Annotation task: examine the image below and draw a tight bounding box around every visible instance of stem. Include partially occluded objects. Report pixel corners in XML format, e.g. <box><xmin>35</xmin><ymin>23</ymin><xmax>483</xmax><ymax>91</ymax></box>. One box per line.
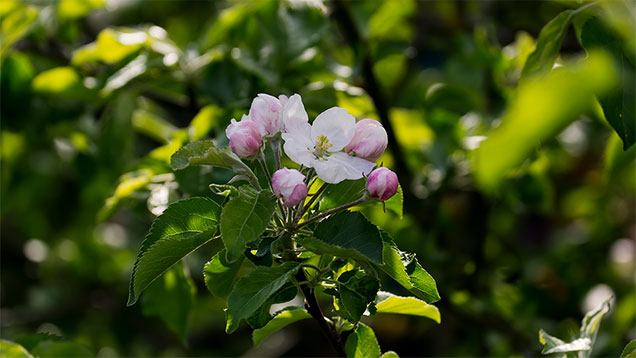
<box><xmin>294</xmin><ymin>182</ymin><xmax>328</xmax><ymax>224</ymax></box>
<box><xmin>295</xmin><ymin>270</ymin><xmax>346</xmax><ymax>357</ymax></box>
<box><xmin>296</xmin><ymin>197</ymin><xmax>368</xmax><ymax>229</ymax></box>
<box><xmin>257</xmin><ymin>151</ymin><xmax>273</xmax><ymax>186</ymax></box>
<box><xmin>271</xmin><ymin>138</ymin><xmax>282</xmax><ymax>171</ymax></box>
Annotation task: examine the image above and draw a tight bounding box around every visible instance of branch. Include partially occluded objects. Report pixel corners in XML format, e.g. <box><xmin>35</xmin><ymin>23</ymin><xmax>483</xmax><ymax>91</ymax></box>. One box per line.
<box><xmin>295</xmin><ymin>270</ymin><xmax>346</xmax><ymax>357</ymax></box>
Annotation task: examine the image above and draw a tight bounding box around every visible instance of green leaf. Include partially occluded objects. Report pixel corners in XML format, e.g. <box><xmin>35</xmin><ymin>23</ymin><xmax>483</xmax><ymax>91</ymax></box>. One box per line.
<box><xmin>170</xmin><ymin>140</ymin><xmax>260</xmax><ymax>189</ymax></box>
<box><xmin>141</xmin><ymin>262</ymin><xmax>195</xmax><ymax>342</ymax></box>
<box><xmin>189</xmin><ymin>105</ymin><xmax>222</xmax><ymax>141</ymax></box>
<box><xmin>311</xmin><ymin>211</ymin><xmax>383</xmax><ymax>264</ymax></box>
<box><xmin>252</xmin><ymin>308</ymin><xmax>311</xmax><ymax>347</ymax></box>
<box><xmin>29</xmin><ymin>340</ymin><xmax>94</xmax><ymax>358</ymax></box>
<box><xmin>345</xmin><ymin>323</ymin><xmax>381</xmax><ymax>358</ymax></box>
<box><xmin>581</xmin><ymin>16</ymin><xmax>635</xmax><ymax>150</ymax></box>
<box><xmin>246</xmin><ymin>283</ymin><xmax>298</xmax><ymax>329</ymax></box>
<box><xmin>128</xmin><ymin>197</ymin><xmax>221</xmax><ymax>305</ymax></box>
<box><xmin>101</xmin><ymin>54</ymin><xmax>148</xmax><ymax>96</ymax></box>
<box><xmin>0</xmin><ymin>340</ymin><xmax>33</xmax><ymax>358</ymax></box>
<box><xmin>220</xmin><ymin>186</ymin><xmax>276</xmax><ymax>262</ymax></box>
<box><xmin>58</xmin><ymin>0</ymin><xmax>104</xmax><ymax>20</ymax></box>
<box><xmin>203</xmin><ymin>249</ymin><xmax>244</xmax><ymax>298</ymax></box>
<box><xmin>225</xmin><ymin>262</ymin><xmax>300</xmax><ymax>333</ymax></box>
<box><xmin>31</xmin><ymin>67</ymin><xmax>84</xmax><ymax>96</ymax></box>
<box><xmin>474</xmin><ymin>52</ymin><xmax>617</xmax><ymax>190</ymax></box>
<box><xmin>0</xmin><ymin>4</ymin><xmax>37</xmax><ymax>59</ymax></box>
<box><xmin>337</xmin><ymin>272</ymin><xmax>379</xmax><ymax>323</ymax></box>
<box><xmin>521</xmin><ymin>9</ymin><xmax>577</xmax><ymax>79</ymax></box>
<box><xmin>539</xmin><ymin>329</ymin><xmax>590</xmax><ymax>355</ymax></box>
<box><xmin>579</xmin><ymin>296</ymin><xmax>611</xmax><ymax>351</ymax></box>
<box><xmin>381</xmin><ymin>351</ymin><xmax>400</xmax><ymax>358</ymax></box>
<box><xmin>320</xmin><ymin>179</ymin><xmax>365</xmax><ymax>212</ymax></box>
<box><xmin>319</xmin><ymin>179</ymin><xmax>403</xmax><ymax>218</ymax></box>
<box><xmin>376</xmin><ymin>232</ymin><xmax>440</xmax><ymax>303</ymax></box>
<box><xmin>620</xmin><ymin>340</ymin><xmax>636</xmax><ymax>358</ymax></box>
<box><xmin>374</xmin><ymin>291</ymin><xmax>440</xmax><ymax>323</ymax></box>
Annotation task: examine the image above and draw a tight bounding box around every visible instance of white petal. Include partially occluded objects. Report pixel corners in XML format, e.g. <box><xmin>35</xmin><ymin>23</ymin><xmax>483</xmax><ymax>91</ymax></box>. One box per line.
<box><xmin>314</xmin><ymin>152</ymin><xmax>376</xmax><ymax>184</ymax></box>
<box><xmin>282</xmin><ymin>133</ymin><xmax>315</xmax><ymax>167</ymax></box>
<box><xmin>311</xmin><ymin>107</ymin><xmax>355</xmax><ymax>151</ymax></box>
<box><xmin>283</xmin><ymin>94</ymin><xmax>310</xmax><ymax>137</ymax></box>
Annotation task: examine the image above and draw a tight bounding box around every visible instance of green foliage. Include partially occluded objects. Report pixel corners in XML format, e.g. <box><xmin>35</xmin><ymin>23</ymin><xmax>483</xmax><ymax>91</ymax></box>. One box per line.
<box><xmin>128</xmin><ymin>197</ymin><xmax>221</xmax><ymax>305</ymax></box>
<box><xmin>219</xmin><ymin>186</ymin><xmax>276</xmax><ymax>262</ymax></box>
<box><xmin>312</xmin><ymin>211</ymin><xmax>384</xmax><ymax>264</ymax></box>
<box><xmin>345</xmin><ymin>323</ymin><xmax>381</xmax><ymax>358</ymax></box>
<box><xmin>580</xmin><ymin>17</ymin><xmax>635</xmax><ymax>150</ymax></box>
<box><xmin>252</xmin><ymin>308</ymin><xmax>311</xmax><ymax>347</ymax></box>
<box><xmin>474</xmin><ymin>52</ymin><xmax>616</xmax><ymax>190</ymax></box>
<box><xmin>375</xmin><ymin>291</ymin><xmax>441</xmax><ymax>323</ymax></box>
<box><xmin>203</xmin><ymin>249</ymin><xmax>243</xmax><ymax>298</ymax></box>
<box><xmin>170</xmin><ymin>140</ymin><xmax>260</xmax><ymax>188</ymax></box>
<box><xmin>539</xmin><ymin>296</ymin><xmax>611</xmax><ymax>358</ymax></box>
<box><xmin>141</xmin><ymin>263</ymin><xmax>195</xmax><ymax>342</ymax></box>
<box><xmin>225</xmin><ymin>262</ymin><xmax>300</xmax><ymax>333</ymax></box>
<box><xmin>0</xmin><ymin>340</ymin><xmax>33</xmax><ymax>358</ymax></box>
<box><xmin>621</xmin><ymin>340</ymin><xmax>636</xmax><ymax>358</ymax></box>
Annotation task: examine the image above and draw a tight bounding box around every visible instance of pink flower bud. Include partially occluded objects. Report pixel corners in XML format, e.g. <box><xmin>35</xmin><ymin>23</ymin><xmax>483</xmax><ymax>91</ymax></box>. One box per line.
<box><xmin>366</xmin><ymin>167</ymin><xmax>398</xmax><ymax>201</ymax></box>
<box><xmin>272</xmin><ymin>168</ymin><xmax>307</xmax><ymax>207</ymax></box>
<box><xmin>345</xmin><ymin>118</ymin><xmax>388</xmax><ymax>162</ymax></box>
<box><xmin>225</xmin><ymin>115</ymin><xmax>263</xmax><ymax>158</ymax></box>
<box><xmin>250</xmin><ymin>93</ymin><xmax>284</xmax><ymax>136</ymax></box>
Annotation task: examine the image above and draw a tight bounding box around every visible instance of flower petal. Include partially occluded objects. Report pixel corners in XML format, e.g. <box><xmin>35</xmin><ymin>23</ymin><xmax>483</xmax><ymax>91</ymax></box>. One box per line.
<box><xmin>313</xmin><ymin>152</ymin><xmax>376</xmax><ymax>184</ymax></box>
<box><xmin>311</xmin><ymin>107</ymin><xmax>355</xmax><ymax>151</ymax></box>
<box><xmin>282</xmin><ymin>133</ymin><xmax>315</xmax><ymax>167</ymax></box>
<box><xmin>282</xmin><ymin>94</ymin><xmax>310</xmax><ymax>137</ymax></box>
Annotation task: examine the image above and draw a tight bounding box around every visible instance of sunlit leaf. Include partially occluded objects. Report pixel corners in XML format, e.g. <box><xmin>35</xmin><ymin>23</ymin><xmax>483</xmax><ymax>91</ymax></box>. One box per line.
<box><xmin>189</xmin><ymin>105</ymin><xmax>222</xmax><ymax>141</ymax></box>
<box><xmin>374</xmin><ymin>291</ymin><xmax>440</xmax><ymax>323</ymax></box>
<box><xmin>252</xmin><ymin>308</ymin><xmax>311</xmax><ymax>347</ymax></box>
<box><xmin>57</xmin><ymin>0</ymin><xmax>104</xmax><ymax>20</ymax></box>
<box><xmin>0</xmin><ymin>340</ymin><xmax>33</xmax><ymax>358</ymax></box>
<box><xmin>620</xmin><ymin>340</ymin><xmax>636</xmax><ymax>358</ymax></box>
<box><xmin>0</xmin><ymin>3</ymin><xmax>37</xmax><ymax>59</ymax></box>
<box><xmin>345</xmin><ymin>323</ymin><xmax>381</xmax><ymax>358</ymax></box>
<box><xmin>31</xmin><ymin>67</ymin><xmax>83</xmax><ymax>95</ymax></box>
<box><xmin>128</xmin><ymin>197</ymin><xmax>221</xmax><ymax>305</ymax></box>
<box><xmin>474</xmin><ymin>52</ymin><xmax>617</xmax><ymax>190</ymax></box>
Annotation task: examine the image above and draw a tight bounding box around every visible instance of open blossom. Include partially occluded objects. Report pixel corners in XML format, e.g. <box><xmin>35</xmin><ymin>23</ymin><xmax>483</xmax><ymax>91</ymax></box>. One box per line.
<box><xmin>250</xmin><ymin>94</ymin><xmax>285</xmax><ymax>136</ymax></box>
<box><xmin>272</xmin><ymin>168</ymin><xmax>307</xmax><ymax>207</ymax></box>
<box><xmin>345</xmin><ymin>118</ymin><xmax>388</xmax><ymax>161</ymax></box>
<box><xmin>366</xmin><ymin>167</ymin><xmax>398</xmax><ymax>201</ymax></box>
<box><xmin>225</xmin><ymin>115</ymin><xmax>262</xmax><ymax>158</ymax></box>
<box><xmin>281</xmin><ymin>94</ymin><xmax>376</xmax><ymax>184</ymax></box>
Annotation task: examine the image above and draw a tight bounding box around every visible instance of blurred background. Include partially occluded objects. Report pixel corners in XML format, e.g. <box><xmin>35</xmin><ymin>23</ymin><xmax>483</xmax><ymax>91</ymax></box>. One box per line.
<box><xmin>1</xmin><ymin>0</ymin><xmax>634</xmax><ymax>356</ymax></box>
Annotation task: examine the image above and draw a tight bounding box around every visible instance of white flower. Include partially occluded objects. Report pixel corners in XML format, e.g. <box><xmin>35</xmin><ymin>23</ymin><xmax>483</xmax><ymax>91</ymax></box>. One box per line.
<box><xmin>281</xmin><ymin>94</ymin><xmax>376</xmax><ymax>184</ymax></box>
<box><xmin>249</xmin><ymin>94</ymin><xmax>285</xmax><ymax>136</ymax></box>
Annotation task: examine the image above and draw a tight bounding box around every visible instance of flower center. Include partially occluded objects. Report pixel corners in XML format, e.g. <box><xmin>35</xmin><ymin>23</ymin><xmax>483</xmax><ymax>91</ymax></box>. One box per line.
<box><xmin>313</xmin><ymin>134</ymin><xmax>333</xmax><ymax>159</ymax></box>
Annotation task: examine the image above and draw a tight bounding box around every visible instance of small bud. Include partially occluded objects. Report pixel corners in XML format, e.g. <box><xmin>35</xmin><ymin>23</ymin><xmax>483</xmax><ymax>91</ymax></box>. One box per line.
<box><xmin>225</xmin><ymin>115</ymin><xmax>263</xmax><ymax>158</ymax></box>
<box><xmin>272</xmin><ymin>168</ymin><xmax>307</xmax><ymax>207</ymax></box>
<box><xmin>345</xmin><ymin>118</ymin><xmax>388</xmax><ymax>162</ymax></box>
<box><xmin>250</xmin><ymin>94</ymin><xmax>284</xmax><ymax>136</ymax></box>
<box><xmin>366</xmin><ymin>167</ymin><xmax>398</xmax><ymax>201</ymax></box>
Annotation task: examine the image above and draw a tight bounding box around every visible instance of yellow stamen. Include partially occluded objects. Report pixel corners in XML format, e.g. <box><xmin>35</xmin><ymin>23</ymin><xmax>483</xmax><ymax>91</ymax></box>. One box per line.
<box><xmin>314</xmin><ymin>134</ymin><xmax>333</xmax><ymax>158</ymax></box>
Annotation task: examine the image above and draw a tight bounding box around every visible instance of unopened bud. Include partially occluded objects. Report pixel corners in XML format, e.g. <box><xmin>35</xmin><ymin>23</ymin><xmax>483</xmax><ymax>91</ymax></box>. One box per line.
<box><xmin>250</xmin><ymin>94</ymin><xmax>284</xmax><ymax>136</ymax></box>
<box><xmin>272</xmin><ymin>168</ymin><xmax>307</xmax><ymax>207</ymax></box>
<box><xmin>366</xmin><ymin>167</ymin><xmax>398</xmax><ymax>201</ymax></box>
<box><xmin>345</xmin><ymin>119</ymin><xmax>388</xmax><ymax>161</ymax></box>
<box><xmin>225</xmin><ymin>115</ymin><xmax>263</xmax><ymax>158</ymax></box>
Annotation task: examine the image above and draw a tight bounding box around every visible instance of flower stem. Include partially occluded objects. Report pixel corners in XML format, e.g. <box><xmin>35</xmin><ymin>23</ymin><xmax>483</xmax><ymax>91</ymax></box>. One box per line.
<box><xmin>294</xmin><ymin>182</ymin><xmax>328</xmax><ymax>224</ymax></box>
<box><xmin>296</xmin><ymin>196</ymin><xmax>368</xmax><ymax>229</ymax></box>
<box><xmin>271</xmin><ymin>138</ymin><xmax>282</xmax><ymax>171</ymax></box>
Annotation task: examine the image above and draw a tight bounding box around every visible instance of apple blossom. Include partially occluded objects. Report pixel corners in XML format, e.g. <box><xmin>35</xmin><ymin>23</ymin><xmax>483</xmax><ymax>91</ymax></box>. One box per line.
<box><xmin>366</xmin><ymin>167</ymin><xmax>398</xmax><ymax>201</ymax></box>
<box><xmin>272</xmin><ymin>168</ymin><xmax>308</xmax><ymax>207</ymax></box>
<box><xmin>345</xmin><ymin>118</ymin><xmax>388</xmax><ymax>161</ymax></box>
<box><xmin>225</xmin><ymin>115</ymin><xmax>263</xmax><ymax>158</ymax></box>
<box><xmin>250</xmin><ymin>93</ymin><xmax>284</xmax><ymax>136</ymax></box>
<box><xmin>281</xmin><ymin>94</ymin><xmax>376</xmax><ymax>184</ymax></box>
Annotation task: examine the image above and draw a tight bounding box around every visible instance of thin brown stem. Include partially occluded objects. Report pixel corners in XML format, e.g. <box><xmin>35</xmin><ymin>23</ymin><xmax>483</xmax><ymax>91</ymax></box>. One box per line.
<box><xmin>294</xmin><ymin>182</ymin><xmax>328</xmax><ymax>224</ymax></box>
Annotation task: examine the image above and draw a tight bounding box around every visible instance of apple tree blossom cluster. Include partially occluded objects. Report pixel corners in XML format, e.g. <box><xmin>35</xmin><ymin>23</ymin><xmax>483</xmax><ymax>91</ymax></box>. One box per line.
<box><xmin>225</xmin><ymin>93</ymin><xmax>398</xmax><ymax>206</ymax></box>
